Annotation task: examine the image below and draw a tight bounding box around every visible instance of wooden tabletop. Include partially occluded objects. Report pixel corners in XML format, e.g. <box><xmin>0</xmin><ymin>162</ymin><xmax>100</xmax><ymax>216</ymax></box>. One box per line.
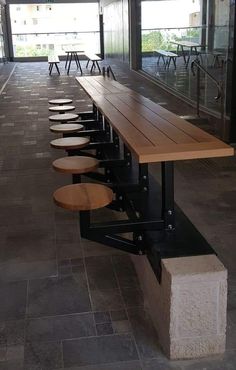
<box><xmin>171</xmin><ymin>40</ymin><xmax>202</xmax><ymax>48</ymax></box>
<box><xmin>76</xmin><ymin>76</ymin><xmax>137</xmax><ymax>96</ymax></box>
<box><xmin>76</xmin><ymin>76</ymin><xmax>234</xmax><ymax>164</ymax></box>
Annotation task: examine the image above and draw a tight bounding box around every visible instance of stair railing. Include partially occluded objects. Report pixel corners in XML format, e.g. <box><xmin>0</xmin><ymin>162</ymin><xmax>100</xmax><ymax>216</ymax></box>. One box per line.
<box><xmin>191</xmin><ymin>58</ymin><xmax>227</xmax><ymax>140</ymax></box>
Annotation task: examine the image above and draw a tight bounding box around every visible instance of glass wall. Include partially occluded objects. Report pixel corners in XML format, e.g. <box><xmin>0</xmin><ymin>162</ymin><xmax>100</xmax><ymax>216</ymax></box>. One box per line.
<box><xmin>141</xmin><ymin>0</ymin><xmax>230</xmax><ymax>118</ymax></box>
<box><xmin>9</xmin><ymin>3</ymin><xmax>100</xmax><ymax>58</ymax></box>
<box><xmin>0</xmin><ymin>4</ymin><xmax>5</xmax><ymax>63</ymax></box>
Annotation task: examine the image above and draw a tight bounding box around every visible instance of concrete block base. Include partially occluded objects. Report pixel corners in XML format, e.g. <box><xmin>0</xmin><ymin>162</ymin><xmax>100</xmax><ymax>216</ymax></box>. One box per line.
<box><xmin>131</xmin><ymin>254</ymin><xmax>227</xmax><ymax>360</ymax></box>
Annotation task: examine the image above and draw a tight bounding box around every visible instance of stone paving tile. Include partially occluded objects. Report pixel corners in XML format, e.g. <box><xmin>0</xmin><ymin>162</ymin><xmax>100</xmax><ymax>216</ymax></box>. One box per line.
<box><xmin>62</xmin><ymin>360</ymin><xmax>142</xmax><ymax>370</ymax></box>
<box><xmin>112</xmin><ymin>255</ymin><xmax>139</xmax><ymax>288</ymax></box>
<box><xmin>93</xmin><ymin>311</ymin><xmax>111</xmax><ymax>324</ymax></box>
<box><xmin>0</xmin><ymin>260</ymin><xmax>57</xmax><ymax>282</ymax></box>
<box><xmin>24</xmin><ymin>341</ymin><xmax>63</xmax><ymax>370</ymax></box>
<box><xmin>63</xmin><ymin>333</ymin><xmax>139</xmax><ymax>367</ymax></box>
<box><xmin>26</xmin><ymin>313</ymin><xmax>96</xmax><ymax>343</ymax></box>
<box><xmin>0</xmin><ymin>319</ymin><xmax>25</xmax><ymax>346</ymax></box>
<box><xmin>178</xmin><ymin>350</ymin><xmax>236</xmax><ymax>369</ymax></box>
<box><xmin>127</xmin><ymin>308</ymin><xmax>160</xmax><ymax>359</ymax></box>
<box><xmin>85</xmin><ymin>256</ymin><xmax>118</xmax><ymax>290</ymax></box>
<box><xmin>28</xmin><ymin>273</ymin><xmax>91</xmax><ymax>318</ymax></box>
<box><xmin>90</xmin><ymin>288</ymin><xmax>124</xmax><ymax>311</ymax></box>
<box><xmin>0</xmin><ymin>281</ymin><xmax>27</xmax><ymax>320</ymax></box>
<box><xmin>0</xmin><ymin>344</ymin><xmax>24</xmax><ymax>370</ymax></box>
<box><xmin>96</xmin><ymin>322</ymin><xmax>113</xmax><ymax>336</ymax></box>
<box><xmin>121</xmin><ymin>286</ymin><xmax>144</xmax><ymax>308</ymax></box>
<box><xmin>142</xmin><ymin>358</ymin><xmax>184</xmax><ymax>370</ymax></box>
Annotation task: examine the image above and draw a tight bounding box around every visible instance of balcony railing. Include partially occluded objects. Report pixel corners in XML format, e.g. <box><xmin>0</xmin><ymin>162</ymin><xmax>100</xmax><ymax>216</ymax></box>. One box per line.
<box><xmin>12</xmin><ymin>31</ymin><xmax>100</xmax><ymax>57</ymax></box>
<box><xmin>141</xmin><ymin>25</ymin><xmax>228</xmax><ymax>53</ymax></box>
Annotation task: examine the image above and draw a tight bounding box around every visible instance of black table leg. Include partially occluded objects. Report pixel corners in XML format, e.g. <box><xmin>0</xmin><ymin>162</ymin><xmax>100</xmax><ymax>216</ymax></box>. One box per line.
<box><xmin>65</xmin><ymin>52</ymin><xmax>69</xmax><ymax>69</ymax></box>
<box><xmin>67</xmin><ymin>53</ymin><xmax>73</xmax><ymax>75</ymax></box>
<box><xmin>161</xmin><ymin>161</ymin><xmax>175</xmax><ymax>230</ymax></box>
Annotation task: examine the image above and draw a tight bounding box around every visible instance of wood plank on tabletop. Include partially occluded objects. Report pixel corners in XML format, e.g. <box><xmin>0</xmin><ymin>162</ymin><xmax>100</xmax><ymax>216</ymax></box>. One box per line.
<box><xmin>129</xmin><ymin>93</ymin><xmax>218</xmax><ymax>143</ymax></box>
<box><xmin>137</xmin><ymin>141</ymin><xmax>234</xmax><ymax>163</ymax></box>
<box><xmin>104</xmin><ymin>94</ymin><xmax>174</xmax><ymax>146</ymax></box>
<box><xmin>110</xmin><ymin>94</ymin><xmax>198</xmax><ymax>145</ymax></box>
<box><xmin>92</xmin><ymin>95</ymin><xmax>154</xmax><ymax>156</ymax></box>
<box><xmin>76</xmin><ymin>77</ymin><xmax>102</xmax><ymax>97</ymax></box>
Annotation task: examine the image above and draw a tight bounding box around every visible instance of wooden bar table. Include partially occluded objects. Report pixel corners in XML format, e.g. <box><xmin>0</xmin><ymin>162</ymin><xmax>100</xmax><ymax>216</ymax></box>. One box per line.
<box><xmin>76</xmin><ymin>75</ymin><xmax>233</xmax><ymax>233</ymax></box>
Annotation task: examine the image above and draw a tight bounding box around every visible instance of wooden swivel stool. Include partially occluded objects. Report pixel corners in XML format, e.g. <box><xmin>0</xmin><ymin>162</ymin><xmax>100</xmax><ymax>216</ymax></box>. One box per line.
<box><xmin>49</xmin><ymin>99</ymin><xmax>73</xmax><ymax>106</ymax></box>
<box><xmin>50</xmin><ymin>137</ymin><xmax>90</xmax><ymax>155</ymax></box>
<box><xmin>50</xmin><ymin>123</ymin><xmax>84</xmax><ymax>134</ymax></box>
<box><xmin>49</xmin><ymin>105</ymin><xmax>75</xmax><ymax>114</ymax></box>
<box><xmin>53</xmin><ymin>183</ymin><xmax>113</xmax><ymax>211</ymax></box>
<box><xmin>52</xmin><ymin>156</ymin><xmax>99</xmax><ymax>183</ymax></box>
<box><xmin>49</xmin><ymin>113</ymin><xmax>79</xmax><ymax>124</ymax></box>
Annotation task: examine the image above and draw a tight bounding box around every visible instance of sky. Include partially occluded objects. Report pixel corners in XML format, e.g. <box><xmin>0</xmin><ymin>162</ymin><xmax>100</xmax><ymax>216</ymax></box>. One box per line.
<box><xmin>142</xmin><ymin>0</ymin><xmax>200</xmax><ymax>29</ymax></box>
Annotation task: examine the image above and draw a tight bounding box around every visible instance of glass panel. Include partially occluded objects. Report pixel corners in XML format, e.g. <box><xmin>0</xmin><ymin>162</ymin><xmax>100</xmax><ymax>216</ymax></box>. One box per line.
<box><xmin>12</xmin><ymin>32</ymin><xmax>100</xmax><ymax>57</ymax></box>
<box><xmin>9</xmin><ymin>3</ymin><xmax>100</xmax><ymax>57</ymax></box>
<box><xmin>141</xmin><ymin>0</ymin><xmax>230</xmax><ymax>119</ymax></box>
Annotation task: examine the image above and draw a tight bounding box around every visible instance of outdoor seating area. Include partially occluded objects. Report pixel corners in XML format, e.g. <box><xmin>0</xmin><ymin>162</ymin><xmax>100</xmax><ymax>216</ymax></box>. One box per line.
<box><xmin>0</xmin><ymin>0</ymin><xmax>236</xmax><ymax>368</ymax></box>
<box><xmin>0</xmin><ymin>59</ymin><xmax>235</xmax><ymax>369</ymax></box>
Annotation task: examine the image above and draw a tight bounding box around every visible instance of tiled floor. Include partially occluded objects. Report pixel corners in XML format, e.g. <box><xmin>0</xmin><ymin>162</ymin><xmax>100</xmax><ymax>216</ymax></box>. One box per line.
<box><xmin>0</xmin><ymin>60</ymin><xmax>235</xmax><ymax>370</ymax></box>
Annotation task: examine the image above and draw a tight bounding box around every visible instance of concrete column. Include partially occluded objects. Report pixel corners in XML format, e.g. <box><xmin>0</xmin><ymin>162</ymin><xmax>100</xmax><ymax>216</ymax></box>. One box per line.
<box><xmin>131</xmin><ymin>254</ymin><xmax>227</xmax><ymax>360</ymax></box>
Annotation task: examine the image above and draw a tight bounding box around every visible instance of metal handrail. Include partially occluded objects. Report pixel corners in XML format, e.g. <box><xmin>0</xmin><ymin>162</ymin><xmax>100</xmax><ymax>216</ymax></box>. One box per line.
<box><xmin>142</xmin><ymin>26</ymin><xmax>207</xmax><ymax>32</ymax></box>
<box><xmin>12</xmin><ymin>31</ymin><xmax>99</xmax><ymax>36</ymax></box>
<box><xmin>191</xmin><ymin>58</ymin><xmax>226</xmax><ymax>140</ymax></box>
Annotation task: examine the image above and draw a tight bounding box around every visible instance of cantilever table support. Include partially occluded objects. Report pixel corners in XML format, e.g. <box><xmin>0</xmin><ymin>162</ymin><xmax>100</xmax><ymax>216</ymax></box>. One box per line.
<box><xmin>75</xmin><ymin>75</ymin><xmax>234</xmax><ymax>259</ymax></box>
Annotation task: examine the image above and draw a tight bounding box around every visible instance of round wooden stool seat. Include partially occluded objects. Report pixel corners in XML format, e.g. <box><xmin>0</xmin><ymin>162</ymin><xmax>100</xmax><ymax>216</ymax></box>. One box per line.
<box><xmin>49</xmin><ymin>113</ymin><xmax>78</xmax><ymax>123</ymax></box>
<box><xmin>49</xmin><ymin>105</ymin><xmax>75</xmax><ymax>113</ymax></box>
<box><xmin>50</xmin><ymin>137</ymin><xmax>90</xmax><ymax>150</ymax></box>
<box><xmin>50</xmin><ymin>123</ymin><xmax>84</xmax><ymax>133</ymax></box>
<box><xmin>53</xmin><ymin>183</ymin><xmax>113</xmax><ymax>211</ymax></box>
<box><xmin>52</xmin><ymin>156</ymin><xmax>99</xmax><ymax>174</ymax></box>
<box><xmin>49</xmin><ymin>99</ymin><xmax>73</xmax><ymax>106</ymax></box>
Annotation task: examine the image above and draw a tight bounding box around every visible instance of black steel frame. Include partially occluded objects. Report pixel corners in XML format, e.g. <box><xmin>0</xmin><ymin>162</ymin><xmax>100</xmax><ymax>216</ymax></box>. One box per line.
<box><xmin>62</xmin><ymin>105</ymin><xmax>215</xmax><ymax>281</ymax></box>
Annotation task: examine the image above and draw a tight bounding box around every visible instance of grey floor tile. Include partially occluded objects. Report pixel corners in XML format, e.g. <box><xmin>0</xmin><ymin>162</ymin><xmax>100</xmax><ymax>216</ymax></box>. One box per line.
<box><xmin>110</xmin><ymin>309</ymin><xmax>128</xmax><ymax>321</ymax></box>
<box><xmin>28</xmin><ymin>273</ymin><xmax>91</xmax><ymax>318</ymax></box>
<box><xmin>179</xmin><ymin>350</ymin><xmax>236</xmax><ymax>370</ymax></box>
<box><xmin>90</xmin><ymin>288</ymin><xmax>124</xmax><ymax>311</ymax></box>
<box><xmin>0</xmin><ymin>260</ymin><xmax>57</xmax><ymax>282</ymax></box>
<box><xmin>0</xmin><ymin>319</ymin><xmax>25</xmax><ymax>345</ymax></box>
<box><xmin>26</xmin><ymin>313</ymin><xmax>96</xmax><ymax>342</ymax></box>
<box><xmin>112</xmin><ymin>320</ymin><xmax>131</xmax><ymax>334</ymax></box>
<box><xmin>63</xmin><ymin>360</ymin><xmax>142</xmax><ymax>370</ymax></box>
<box><xmin>24</xmin><ymin>341</ymin><xmax>63</xmax><ymax>370</ymax></box>
<box><xmin>0</xmin><ymin>360</ymin><xmax>24</xmax><ymax>370</ymax></box>
<box><xmin>96</xmin><ymin>323</ymin><xmax>113</xmax><ymax>336</ymax></box>
<box><xmin>112</xmin><ymin>255</ymin><xmax>139</xmax><ymax>288</ymax></box>
<box><xmin>57</xmin><ymin>243</ymin><xmax>83</xmax><ymax>260</ymax></box>
<box><xmin>85</xmin><ymin>256</ymin><xmax>118</xmax><ymax>290</ymax></box>
<box><xmin>121</xmin><ymin>286</ymin><xmax>144</xmax><ymax>308</ymax></box>
<box><xmin>0</xmin><ymin>281</ymin><xmax>27</xmax><ymax>320</ymax></box>
<box><xmin>128</xmin><ymin>308</ymin><xmax>160</xmax><ymax>359</ymax></box>
<box><xmin>94</xmin><ymin>311</ymin><xmax>111</xmax><ymax>324</ymax></box>
<box><xmin>81</xmin><ymin>239</ymin><xmax>125</xmax><ymax>257</ymax></box>
<box><xmin>142</xmin><ymin>357</ymin><xmax>183</xmax><ymax>370</ymax></box>
<box><xmin>226</xmin><ymin>311</ymin><xmax>236</xmax><ymax>350</ymax></box>
<box><xmin>63</xmin><ymin>333</ymin><xmax>139</xmax><ymax>367</ymax></box>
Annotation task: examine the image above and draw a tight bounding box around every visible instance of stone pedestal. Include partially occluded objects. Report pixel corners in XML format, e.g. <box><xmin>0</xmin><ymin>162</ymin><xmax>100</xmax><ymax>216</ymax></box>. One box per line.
<box><xmin>131</xmin><ymin>254</ymin><xmax>227</xmax><ymax>359</ymax></box>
